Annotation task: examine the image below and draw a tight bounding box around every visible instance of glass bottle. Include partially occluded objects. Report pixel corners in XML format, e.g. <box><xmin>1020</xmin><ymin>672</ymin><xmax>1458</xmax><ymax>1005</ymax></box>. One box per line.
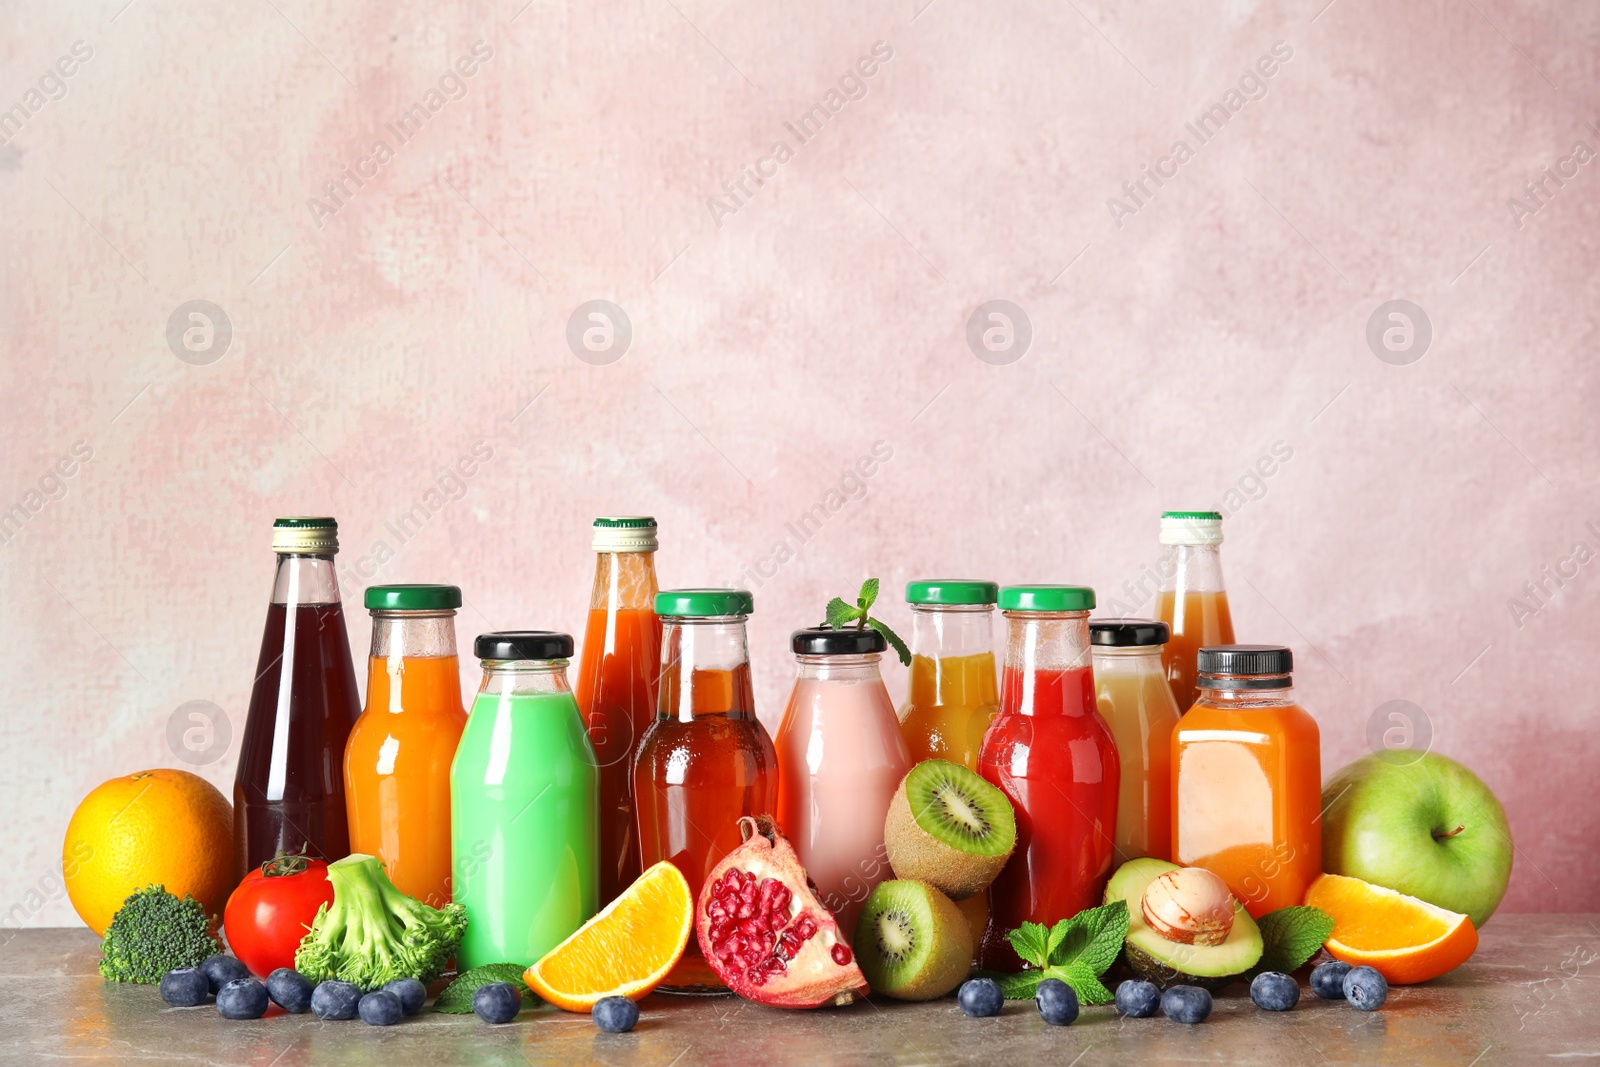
<box><xmin>897</xmin><ymin>580</ymin><xmax>999</xmax><ymax>771</ymax></box>
<box><xmin>574</xmin><ymin>517</ymin><xmax>662</xmax><ymax>907</ymax></box>
<box><xmin>634</xmin><ymin>589</ymin><xmax>777</xmax><ymax>992</ymax></box>
<box><xmin>452</xmin><ymin>631</ymin><xmax>598</xmax><ymax>969</ymax></box>
<box><xmin>775</xmin><ymin>627</ymin><xmax>910</xmax><ymax>940</ymax></box>
<box><xmin>235</xmin><ymin>517</ymin><xmax>362</xmax><ymax>880</ymax></box>
<box><xmin>344</xmin><ymin>584</ymin><xmax>467</xmax><ymax>907</ymax></box>
<box><xmin>1156</xmin><ymin>510</ymin><xmax>1235</xmax><ymax>712</ymax></box>
<box><xmin>977</xmin><ymin>585</ymin><xmax>1120</xmax><ymax>972</ymax></box>
<box><xmin>1090</xmin><ymin>618</ymin><xmax>1181</xmax><ymax>863</ymax></box>
<box><xmin>1173</xmin><ymin>644</ymin><xmax>1321</xmax><ymax>917</ymax></box>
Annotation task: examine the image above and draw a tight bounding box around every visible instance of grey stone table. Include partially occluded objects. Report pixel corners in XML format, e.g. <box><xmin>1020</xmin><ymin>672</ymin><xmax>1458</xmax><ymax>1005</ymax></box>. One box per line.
<box><xmin>2</xmin><ymin>917</ymin><xmax>1595</xmax><ymax>1066</ymax></box>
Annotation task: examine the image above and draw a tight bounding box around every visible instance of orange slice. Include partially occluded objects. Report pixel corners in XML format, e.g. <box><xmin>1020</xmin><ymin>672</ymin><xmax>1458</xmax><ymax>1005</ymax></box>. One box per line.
<box><xmin>524</xmin><ymin>861</ymin><xmax>694</xmax><ymax>1011</ymax></box>
<box><xmin>1304</xmin><ymin>873</ymin><xmax>1478</xmax><ymax>984</ymax></box>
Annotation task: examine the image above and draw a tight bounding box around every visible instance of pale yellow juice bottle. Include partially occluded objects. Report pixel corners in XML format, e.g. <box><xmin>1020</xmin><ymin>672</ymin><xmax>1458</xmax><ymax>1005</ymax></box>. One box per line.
<box><xmin>1090</xmin><ymin>618</ymin><xmax>1181</xmax><ymax>863</ymax></box>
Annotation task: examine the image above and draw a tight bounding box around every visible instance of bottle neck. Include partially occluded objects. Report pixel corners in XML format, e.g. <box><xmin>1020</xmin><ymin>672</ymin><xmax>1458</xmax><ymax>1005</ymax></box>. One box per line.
<box><xmin>1090</xmin><ymin>645</ymin><xmax>1165</xmax><ymax>674</ymax></box>
<box><xmin>1195</xmin><ymin>682</ymin><xmax>1296</xmax><ymax>708</ymax></box>
<box><xmin>370</xmin><ymin>611</ymin><xmax>458</xmax><ymax>658</ymax></box>
<box><xmin>909</xmin><ymin>603</ymin><xmax>994</xmax><ymax>659</ymax></box>
<box><xmin>477</xmin><ymin>660</ymin><xmax>572</xmax><ymax>698</ymax></box>
<box><xmin>1002</xmin><ymin>610</ymin><xmax>1091</xmax><ymax>673</ymax></box>
<box><xmin>271</xmin><ymin>554</ymin><xmax>342</xmax><ymax>606</ymax></box>
<box><xmin>589</xmin><ymin>550</ymin><xmax>659</xmax><ymax>612</ymax></box>
<box><xmin>1160</xmin><ymin>543</ymin><xmax>1226</xmax><ymax>594</ymax></box>
<box><xmin>793</xmin><ymin>652</ymin><xmax>883</xmax><ymax>683</ymax></box>
<box><xmin>658</xmin><ymin>617</ymin><xmax>756</xmax><ymax>721</ymax></box>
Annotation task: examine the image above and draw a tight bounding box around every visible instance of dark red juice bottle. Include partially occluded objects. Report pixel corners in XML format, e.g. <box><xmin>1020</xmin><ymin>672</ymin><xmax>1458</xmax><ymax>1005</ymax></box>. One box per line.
<box><xmin>977</xmin><ymin>585</ymin><xmax>1120</xmax><ymax>972</ymax></box>
<box><xmin>233</xmin><ymin>517</ymin><xmax>362</xmax><ymax>880</ymax></box>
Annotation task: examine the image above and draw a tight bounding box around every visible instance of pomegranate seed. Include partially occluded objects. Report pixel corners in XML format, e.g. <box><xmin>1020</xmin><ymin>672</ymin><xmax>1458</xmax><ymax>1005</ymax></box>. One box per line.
<box><xmin>831</xmin><ymin>943</ymin><xmax>853</xmax><ymax>966</ymax></box>
<box><xmin>794</xmin><ymin>914</ymin><xmax>818</xmax><ymax>941</ymax></box>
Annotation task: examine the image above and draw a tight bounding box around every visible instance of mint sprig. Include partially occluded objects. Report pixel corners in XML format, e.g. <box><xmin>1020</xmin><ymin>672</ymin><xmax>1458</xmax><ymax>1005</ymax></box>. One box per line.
<box><xmin>1254</xmin><ymin>905</ymin><xmax>1335</xmax><ymax>975</ymax></box>
<box><xmin>433</xmin><ymin>963</ymin><xmax>536</xmax><ymax>1014</ymax></box>
<box><xmin>978</xmin><ymin>900</ymin><xmax>1129</xmax><ymax>1004</ymax></box>
<box><xmin>824</xmin><ymin>578</ymin><xmax>910</xmax><ymax>666</ymax></box>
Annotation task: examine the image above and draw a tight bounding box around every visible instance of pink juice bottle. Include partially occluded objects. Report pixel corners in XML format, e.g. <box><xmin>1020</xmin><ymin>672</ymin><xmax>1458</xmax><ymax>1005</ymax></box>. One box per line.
<box><xmin>774</xmin><ymin>627</ymin><xmax>911</xmax><ymax>941</ymax></box>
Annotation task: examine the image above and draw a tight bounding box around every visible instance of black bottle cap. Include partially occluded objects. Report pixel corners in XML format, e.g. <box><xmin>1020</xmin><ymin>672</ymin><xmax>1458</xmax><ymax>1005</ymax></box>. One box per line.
<box><xmin>1197</xmin><ymin>644</ymin><xmax>1293</xmax><ymax>688</ymax></box>
<box><xmin>474</xmin><ymin>631</ymin><xmax>574</xmax><ymax>661</ymax></box>
<box><xmin>791</xmin><ymin>626</ymin><xmax>887</xmax><ymax>656</ymax></box>
<box><xmin>1089</xmin><ymin>618</ymin><xmax>1171</xmax><ymax>647</ymax></box>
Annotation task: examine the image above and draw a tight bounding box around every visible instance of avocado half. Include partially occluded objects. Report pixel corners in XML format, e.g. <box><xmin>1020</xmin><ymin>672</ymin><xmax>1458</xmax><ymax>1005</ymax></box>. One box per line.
<box><xmin>1105</xmin><ymin>857</ymin><xmax>1262</xmax><ymax>991</ymax></box>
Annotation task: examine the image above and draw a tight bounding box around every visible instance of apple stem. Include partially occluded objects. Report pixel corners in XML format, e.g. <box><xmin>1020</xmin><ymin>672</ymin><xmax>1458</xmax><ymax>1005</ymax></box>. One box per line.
<box><xmin>1433</xmin><ymin>824</ymin><xmax>1466</xmax><ymax>840</ymax></box>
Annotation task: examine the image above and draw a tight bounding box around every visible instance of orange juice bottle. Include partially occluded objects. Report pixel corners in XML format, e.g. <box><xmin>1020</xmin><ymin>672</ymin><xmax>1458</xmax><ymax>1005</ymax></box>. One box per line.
<box><xmin>898</xmin><ymin>580</ymin><xmax>999</xmax><ymax>770</ymax></box>
<box><xmin>344</xmin><ymin>584</ymin><xmax>468</xmax><ymax>907</ymax></box>
<box><xmin>1172</xmin><ymin>645</ymin><xmax>1320</xmax><ymax>917</ymax></box>
<box><xmin>1156</xmin><ymin>511</ymin><xmax>1234</xmax><ymax>711</ymax></box>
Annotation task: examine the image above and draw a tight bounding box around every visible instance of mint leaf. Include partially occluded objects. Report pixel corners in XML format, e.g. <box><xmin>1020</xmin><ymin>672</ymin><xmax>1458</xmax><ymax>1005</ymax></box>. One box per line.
<box><xmin>1005</xmin><ymin>922</ymin><xmax>1052</xmax><ymax>969</ymax></box>
<box><xmin>987</xmin><ymin>970</ymin><xmax>1045</xmax><ymax>1000</ymax></box>
<box><xmin>433</xmin><ymin>964</ymin><xmax>535</xmax><ymax>1014</ymax></box>
<box><xmin>825</xmin><ymin>597</ymin><xmax>862</xmax><ymax>630</ymax></box>
<box><xmin>1046</xmin><ymin>900</ymin><xmax>1128</xmax><ymax>976</ymax></box>
<box><xmin>1256</xmin><ymin>906</ymin><xmax>1335</xmax><ymax>975</ymax></box>
<box><xmin>857</xmin><ymin>578</ymin><xmax>880</xmax><ymax>613</ymax></box>
<box><xmin>866</xmin><ymin>617</ymin><xmax>912</xmax><ymax>666</ymax></box>
<box><xmin>1046</xmin><ymin>962</ymin><xmax>1114</xmax><ymax>1005</ymax></box>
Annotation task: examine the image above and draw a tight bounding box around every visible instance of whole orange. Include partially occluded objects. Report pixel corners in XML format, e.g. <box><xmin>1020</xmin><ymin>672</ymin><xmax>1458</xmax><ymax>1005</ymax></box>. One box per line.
<box><xmin>62</xmin><ymin>768</ymin><xmax>235</xmax><ymax>936</ymax></box>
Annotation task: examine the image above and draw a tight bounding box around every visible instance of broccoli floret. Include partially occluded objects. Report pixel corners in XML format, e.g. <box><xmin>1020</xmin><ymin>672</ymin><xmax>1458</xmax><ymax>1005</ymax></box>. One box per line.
<box><xmin>99</xmin><ymin>885</ymin><xmax>221</xmax><ymax>984</ymax></box>
<box><xmin>294</xmin><ymin>853</ymin><xmax>467</xmax><ymax>989</ymax></box>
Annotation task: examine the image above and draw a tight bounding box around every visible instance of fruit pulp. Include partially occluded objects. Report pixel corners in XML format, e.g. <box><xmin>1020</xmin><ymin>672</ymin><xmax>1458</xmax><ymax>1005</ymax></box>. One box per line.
<box><xmin>452</xmin><ymin>689</ymin><xmax>599</xmax><ymax>969</ymax></box>
<box><xmin>634</xmin><ymin>663</ymin><xmax>777</xmax><ymax>992</ymax></box>
<box><xmin>235</xmin><ymin>601</ymin><xmax>361</xmax><ymax>880</ymax></box>
<box><xmin>345</xmin><ymin>653</ymin><xmax>466</xmax><ymax>907</ymax></box>
<box><xmin>1173</xmin><ymin>693</ymin><xmax>1321</xmax><ymax>917</ymax></box>
<box><xmin>977</xmin><ymin>665</ymin><xmax>1120</xmax><ymax>971</ymax></box>
<box><xmin>775</xmin><ymin>664</ymin><xmax>910</xmax><ymax>940</ymax></box>
<box><xmin>575</xmin><ymin>606</ymin><xmax>662</xmax><ymax>907</ymax></box>
<box><xmin>1092</xmin><ymin>649</ymin><xmax>1181</xmax><ymax>862</ymax></box>
<box><xmin>899</xmin><ymin>651</ymin><xmax>999</xmax><ymax>770</ymax></box>
<box><xmin>1156</xmin><ymin>589</ymin><xmax>1234</xmax><ymax>712</ymax></box>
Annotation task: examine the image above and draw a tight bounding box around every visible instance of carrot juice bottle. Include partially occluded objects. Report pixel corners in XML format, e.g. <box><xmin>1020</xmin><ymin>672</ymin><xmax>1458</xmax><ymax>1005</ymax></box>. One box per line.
<box><xmin>344</xmin><ymin>585</ymin><xmax>467</xmax><ymax>907</ymax></box>
<box><xmin>1090</xmin><ymin>618</ymin><xmax>1181</xmax><ymax>863</ymax></box>
<box><xmin>634</xmin><ymin>589</ymin><xmax>777</xmax><ymax>992</ymax></box>
<box><xmin>1173</xmin><ymin>645</ymin><xmax>1321</xmax><ymax>917</ymax></box>
<box><xmin>898</xmin><ymin>580</ymin><xmax>999</xmax><ymax>770</ymax></box>
<box><xmin>1156</xmin><ymin>510</ymin><xmax>1235</xmax><ymax>711</ymax></box>
<box><xmin>574</xmin><ymin>517</ymin><xmax>662</xmax><ymax>907</ymax></box>
<box><xmin>977</xmin><ymin>586</ymin><xmax>1119</xmax><ymax>972</ymax></box>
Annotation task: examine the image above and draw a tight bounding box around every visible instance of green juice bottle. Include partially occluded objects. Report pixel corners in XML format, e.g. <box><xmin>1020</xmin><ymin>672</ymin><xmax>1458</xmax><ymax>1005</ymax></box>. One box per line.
<box><xmin>451</xmin><ymin>631</ymin><xmax>599</xmax><ymax>970</ymax></box>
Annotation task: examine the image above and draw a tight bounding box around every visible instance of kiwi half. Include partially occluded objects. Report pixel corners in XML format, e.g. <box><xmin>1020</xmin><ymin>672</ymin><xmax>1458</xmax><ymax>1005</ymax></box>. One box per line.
<box><xmin>883</xmin><ymin>759</ymin><xmax>1016</xmax><ymax>900</ymax></box>
<box><xmin>854</xmin><ymin>880</ymin><xmax>972</xmax><ymax>1001</ymax></box>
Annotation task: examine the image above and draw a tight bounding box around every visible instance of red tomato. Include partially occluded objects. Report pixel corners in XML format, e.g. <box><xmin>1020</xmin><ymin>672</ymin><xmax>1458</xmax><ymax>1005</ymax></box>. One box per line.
<box><xmin>223</xmin><ymin>853</ymin><xmax>335</xmax><ymax>977</ymax></box>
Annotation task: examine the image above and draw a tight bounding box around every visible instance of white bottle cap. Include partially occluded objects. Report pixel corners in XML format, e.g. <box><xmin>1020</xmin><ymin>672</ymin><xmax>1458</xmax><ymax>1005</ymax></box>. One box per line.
<box><xmin>592</xmin><ymin>516</ymin><xmax>658</xmax><ymax>553</ymax></box>
<box><xmin>1159</xmin><ymin>511</ymin><xmax>1224</xmax><ymax>546</ymax></box>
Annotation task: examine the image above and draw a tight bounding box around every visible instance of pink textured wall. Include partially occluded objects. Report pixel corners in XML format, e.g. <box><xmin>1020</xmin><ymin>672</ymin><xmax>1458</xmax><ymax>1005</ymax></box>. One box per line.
<box><xmin>1</xmin><ymin>0</ymin><xmax>1596</xmax><ymax>927</ymax></box>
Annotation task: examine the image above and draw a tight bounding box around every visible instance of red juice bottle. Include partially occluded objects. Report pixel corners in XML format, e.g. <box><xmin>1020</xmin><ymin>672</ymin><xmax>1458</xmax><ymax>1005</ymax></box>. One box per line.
<box><xmin>234</xmin><ymin>518</ymin><xmax>362</xmax><ymax>881</ymax></box>
<box><xmin>633</xmin><ymin>589</ymin><xmax>777</xmax><ymax>992</ymax></box>
<box><xmin>977</xmin><ymin>585</ymin><xmax>1120</xmax><ymax>972</ymax></box>
<box><xmin>574</xmin><ymin>517</ymin><xmax>662</xmax><ymax>907</ymax></box>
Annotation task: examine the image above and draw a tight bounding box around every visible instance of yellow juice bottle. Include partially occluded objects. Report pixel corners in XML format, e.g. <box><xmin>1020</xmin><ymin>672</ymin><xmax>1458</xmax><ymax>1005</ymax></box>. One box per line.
<box><xmin>897</xmin><ymin>581</ymin><xmax>999</xmax><ymax>770</ymax></box>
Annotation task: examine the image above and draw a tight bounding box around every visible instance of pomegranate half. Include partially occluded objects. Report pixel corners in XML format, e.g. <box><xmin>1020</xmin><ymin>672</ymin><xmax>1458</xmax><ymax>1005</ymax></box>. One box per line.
<box><xmin>696</xmin><ymin>815</ymin><xmax>869</xmax><ymax>1008</ymax></box>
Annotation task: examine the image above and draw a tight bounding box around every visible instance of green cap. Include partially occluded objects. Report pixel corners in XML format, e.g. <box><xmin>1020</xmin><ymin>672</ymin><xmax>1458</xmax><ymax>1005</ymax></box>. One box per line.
<box><xmin>906</xmin><ymin>580</ymin><xmax>999</xmax><ymax>606</ymax></box>
<box><xmin>998</xmin><ymin>585</ymin><xmax>1096</xmax><ymax>612</ymax></box>
<box><xmin>655</xmin><ymin>588</ymin><xmax>754</xmax><ymax>617</ymax></box>
<box><xmin>365</xmin><ymin>584</ymin><xmax>462</xmax><ymax>611</ymax></box>
<box><xmin>1160</xmin><ymin>510</ymin><xmax>1222</xmax><ymax>521</ymax></box>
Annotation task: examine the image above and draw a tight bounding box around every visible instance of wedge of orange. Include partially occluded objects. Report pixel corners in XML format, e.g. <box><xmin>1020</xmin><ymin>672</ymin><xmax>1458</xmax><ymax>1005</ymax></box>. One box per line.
<box><xmin>1304</xmin><ymin>873</ymin><xmax>1478</xmax><ymax>984</ymax></box>
<box><xmin>524</xmin><ymin>861</ymin><xmax>694</xmax><ymax>1011</ymax></box>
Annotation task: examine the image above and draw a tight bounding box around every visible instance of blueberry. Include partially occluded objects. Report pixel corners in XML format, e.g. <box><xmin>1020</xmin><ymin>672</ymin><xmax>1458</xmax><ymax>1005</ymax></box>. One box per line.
<box><xmin>311</xmin><ymin>980</ymin><xmax>363</xmax><ymax>1021</ymax></box>
<box><xmin>1034</xmin><ymin>978</ymin><xmax>1079</xmax><ymax>1025</ymax></box>
<box><xmin>266</xmin><ymin>968</ymin><xmax>313</xmax><ymax>1013</ymax></box>
<box><xmin>1160</xmin><ymin>984</ymin><xmax>1212</xmax><ymax>1024</ymax></box>
<box><xmin>1342</xmin><ymin>965</ymin><xmax>1388</xmax><ymax>1011</ymax></box>
<box><xmin>215</xmin><ymin>978</ymin><xmax>269</xmax><ymax>1020</ymax></box>
<box><xmin>199</xmin><ymin>954</ymin><xmax>249</xmax><ymax>994</ymax></box>
<box><xmin>383</xmin><ymin>978</ymin><xmax>427</xmax><ymax>1016</ymax></box>
<box><xmin>472</xmin><ymin>982</ymin><xmax>522</xmax><ymax>1024</ymax></box>
<box><xmin>359</xmin><ymin>990</ymin><xmax>404</xmax><ymax>1026</ymax></box>
<box><xmin>593</xmin><ymin>995</ymin><xmax>639</xmax><ymax>1033</ymax></box>
<box><xmin>1310</xmin><ymin>960</ymin><xmax>1352</xmax><ymax>1000</ymax></box>
<box><xmin>957</xmin><ymin>977</ymin><xmax>1003</xmax><ymax>1018</ymax></box>
<box><xmin>1114</xmin><ymin>979</ymin><xmax>1161</xmax><ymax>1018</ymax></box>
<box><xmin>159</xmin><ymin>967</ymin><xmax>210</xmax><ymax>1007</ymax></box>
<box><xmin>1250</xmin><ymin>971</ymin><xmax>1300</xmax><ymax>1012</ymax></box>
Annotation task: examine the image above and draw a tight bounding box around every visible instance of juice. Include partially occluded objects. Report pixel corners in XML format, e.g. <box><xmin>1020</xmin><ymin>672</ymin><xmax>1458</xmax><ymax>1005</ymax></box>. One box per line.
<box><xmin>452</xmin><ymin>632</ymin><xmax>598</xmax><ymax>969</ymax></box>
<box><xmin>1173</xmin><ymin>644</ymin><xmax>1321</xmax><ymax>917</ymax></box>
<box><xmin>634</xmin><ymin>589</ymin><xmax>777</xmax><ymax>992</ymax></box>
<box><xmin>775</xmin><ymin>628</ymin><xmax>910</xmax><ymax>939</ymax></box>
<box><xmin>977</xmin><ymin>586</ymin><xmax>1119</xmax><ymax>972</ymax></box>
<box><xmin>1155</xmin><ymin>511</ymin><xmax>1234</xmax><ymax>711</ymax></box>
<box><xmin>574</xmin><ymin>517</ymin><xmax>662</xmax><ymax>907</ymax></box>
<box><xmin>235</xmin><ymin>518</ymin><xmax>361</xmax><ymax>880</ymax></box>
<box><xmin>344</xmin><ymin>585</ymin><xmax>467</xmax><ymax>907</ymax></box>
<box><xmin>1090</xmin><ymin>619</ymin><xmax>1181</xmax><ymax>863</ymax></box>
<box><xmin>897</xmin><ymin>582</ymin><xmax>999</xmax><ymax>771</ymax></box>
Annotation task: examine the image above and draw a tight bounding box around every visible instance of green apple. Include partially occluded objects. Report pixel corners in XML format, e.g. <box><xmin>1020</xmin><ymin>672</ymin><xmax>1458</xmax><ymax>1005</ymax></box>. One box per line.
<box><xmin>1321</xmin><ymin>751</ymin><xmax>1512</xmax><ymax>928</ymax></box>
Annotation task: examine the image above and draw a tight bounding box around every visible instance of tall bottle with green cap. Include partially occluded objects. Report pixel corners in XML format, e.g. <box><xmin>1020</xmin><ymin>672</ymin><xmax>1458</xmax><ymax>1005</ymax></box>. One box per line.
<box><xmin>976</xmin><ymin>585</ymin><xmax>1120</xmax><ymax>972</ymax></box>
<box><xmin>344</xmin><ymin>584</ymin><xmax>467</xmax><ymax>907</ymax></box>
<box><xmin>235</xmin><ymin>518</ymin><xmax>362</xmax><ymax>881</ymax></box>
<box><xmin>1156</xmin><ymin>510</ymin><xmax>1235</xmax><ymax>711</ymax></box>
<box><xmin>633</xmin><ymin>589</ymin><xmax>777</xmax><ymax>992</ymax></box>
<box><xmin>898</xmin><ymin>580</ymin><xmax>1000</xmax><ymax>771</ymax></box>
